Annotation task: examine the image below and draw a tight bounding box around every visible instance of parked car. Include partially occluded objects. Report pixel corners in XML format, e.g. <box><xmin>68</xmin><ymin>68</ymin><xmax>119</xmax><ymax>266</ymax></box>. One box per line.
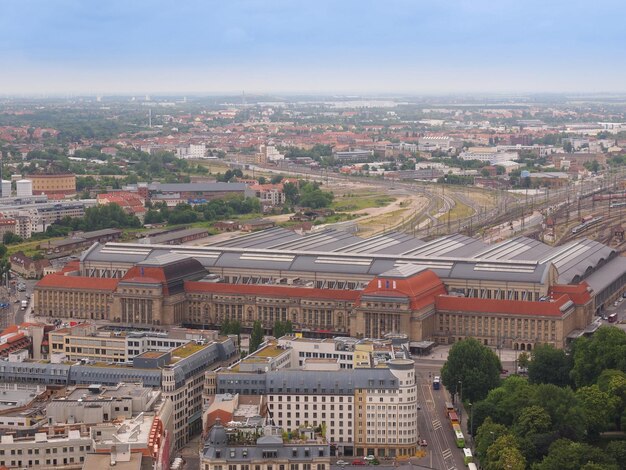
<box><xmin>336</xmin><ymin>461</ymin><xmax>348</xmax><ymax>466</ymax></box>
<box><xmin>419</xmin><ymin>439</ymin><xmax>428</xmax><ymax>446</ymax></box>
<box><xmin>351</xmin><ymin>460</ymin><xmax>366</xmax><ymax>466</ymax></box>
<box><xmin>364</xmin><ymin>456</ymin><xmax>375</xmax><ymax>461</ymax></box>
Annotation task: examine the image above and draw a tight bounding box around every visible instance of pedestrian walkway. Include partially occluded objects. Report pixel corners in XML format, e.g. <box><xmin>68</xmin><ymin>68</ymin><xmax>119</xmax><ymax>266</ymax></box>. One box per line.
<box><xmin>414</xmin><ymin>343</ymin><xmax>523</xmax><ymax>364</ymax></box>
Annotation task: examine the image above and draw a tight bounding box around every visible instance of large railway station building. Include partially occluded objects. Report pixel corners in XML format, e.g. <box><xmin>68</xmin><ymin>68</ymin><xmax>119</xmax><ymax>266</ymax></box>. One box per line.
<box><xmin>34</xmin><ymin>228</ymin><xmax>626</xmax><ymax>350</ymax></box>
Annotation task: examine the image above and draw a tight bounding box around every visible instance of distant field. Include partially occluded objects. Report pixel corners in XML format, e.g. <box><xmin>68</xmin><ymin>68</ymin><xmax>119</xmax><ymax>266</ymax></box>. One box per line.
<box><xmin>447</xmin><ymin>200</ymin><xmax>475</xmax><ymax>221</ymax></box>
<box><xmin>332</xmin><ymin>193</ymin><xmax>396</xmax><ymax>212</ymax></box>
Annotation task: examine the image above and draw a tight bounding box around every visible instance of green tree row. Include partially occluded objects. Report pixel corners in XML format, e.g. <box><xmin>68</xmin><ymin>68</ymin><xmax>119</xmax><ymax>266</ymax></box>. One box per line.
<box><xmin>144</xmin><ymin>197</ymin><xmax>261</xmax><ymax>226</ymax></box>
<box><xmin>450</xmin><ymin>328</ymin><xmax>626</xmax><ymax>469</ymax></box>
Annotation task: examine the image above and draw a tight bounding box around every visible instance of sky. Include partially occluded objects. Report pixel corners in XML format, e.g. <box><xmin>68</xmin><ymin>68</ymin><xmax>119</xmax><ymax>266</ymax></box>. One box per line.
<box><xmin>1</xmin><ymin>0</ymin><xmax>625</xmax><ymax>95</ymax></box>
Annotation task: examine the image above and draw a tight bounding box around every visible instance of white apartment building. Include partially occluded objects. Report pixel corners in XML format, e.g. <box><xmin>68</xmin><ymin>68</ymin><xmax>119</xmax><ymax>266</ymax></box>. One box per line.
<box><xmin>459</xmin><ymin>149</ymin><xmax>518</xmax><ymax>164</ymax></box>
<box><xmin>218</xmin><ymin>358</ymin><xmax>419</xmax><ymax>458</ymax></box>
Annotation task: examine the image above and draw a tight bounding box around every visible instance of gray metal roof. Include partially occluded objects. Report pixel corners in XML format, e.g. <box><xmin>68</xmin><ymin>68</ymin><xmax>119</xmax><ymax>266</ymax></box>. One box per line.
<box><xmin>269</xmin><ymin>229</ymin><xmax>362</xmax><ymax>252</ymax></box>
<box><xmin>400</xmin><ymin>234</ymin><xmax>488</xmax><ymax>258</ymax></box>
<box><xmin>212</xmin><ymin>227</ymin><xmax>301</xmax><ymax>249</ymax></box>
<box><xmin>581</xmin><ymin>256</ymin><xmax>626</xmax><ymax>294</ymax></box>
<box><xmin>80</xmin><ymin>228</ymin><xmax>622</xmax><ymax>287</ymax></box>
<box><xmin>475</xmin><ymin>237</ymin><xmax>554</xmax><ymax>261</ymax></box>
<box><xmin>141</xmin><ymin>227</ymin><xmax>208</xmax><ymax>244</ymax></box>
<box><xmin>542</xmin><ymin>239</ymin><xmax>617</xmax><ymax>284</ymax></box>
<box><xmin>338</xmin><ymin>231</ymin><xmax>426</xmax><ymax>255</ymax></box>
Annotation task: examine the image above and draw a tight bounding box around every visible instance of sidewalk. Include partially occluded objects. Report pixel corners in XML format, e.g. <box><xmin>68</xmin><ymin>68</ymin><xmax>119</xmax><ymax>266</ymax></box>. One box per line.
<box><xmin>415</xmin><ymin>344</ymin><xmax>522</xmax><ymax>364</ymax></box>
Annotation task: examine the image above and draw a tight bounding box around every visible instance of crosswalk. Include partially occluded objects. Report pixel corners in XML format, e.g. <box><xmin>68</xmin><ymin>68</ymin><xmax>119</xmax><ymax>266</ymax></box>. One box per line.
<box><xmin>442</xmin><ymin>448</ymin><xmax>457</xmax><ymax>470</ymax></box>
<box><xmin>432</xmin><ymin>418</ymin><xmax>442</xmax><ymax>430</ymax></box>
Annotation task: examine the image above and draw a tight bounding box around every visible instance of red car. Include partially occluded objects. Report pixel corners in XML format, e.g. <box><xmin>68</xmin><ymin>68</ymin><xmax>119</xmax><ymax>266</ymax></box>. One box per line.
<box><xmin>352</xmin><ymin>460</ymin><xmax>366</xmax><ymax>466</ymax></box>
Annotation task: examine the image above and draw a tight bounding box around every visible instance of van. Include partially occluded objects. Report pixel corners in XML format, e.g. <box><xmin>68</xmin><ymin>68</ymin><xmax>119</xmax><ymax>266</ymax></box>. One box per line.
<box><xmin>20</xmin><ymin>300</ymin><xmax>28</xmax><ymax>310</ymax></box>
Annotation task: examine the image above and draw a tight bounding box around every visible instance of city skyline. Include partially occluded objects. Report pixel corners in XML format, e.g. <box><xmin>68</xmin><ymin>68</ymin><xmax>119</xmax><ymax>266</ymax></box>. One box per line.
<box><xmin>2</xmin><ymin>0</ymin><xmax>626</xmax><ymax>94</ymax></box>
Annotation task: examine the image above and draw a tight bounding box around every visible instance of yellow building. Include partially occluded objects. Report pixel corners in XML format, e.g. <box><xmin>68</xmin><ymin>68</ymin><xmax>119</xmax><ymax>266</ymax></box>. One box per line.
<box><xmin>28</xmin><ymin>173</ymin><xmax>76</xmax><ymax>197</ymax></box>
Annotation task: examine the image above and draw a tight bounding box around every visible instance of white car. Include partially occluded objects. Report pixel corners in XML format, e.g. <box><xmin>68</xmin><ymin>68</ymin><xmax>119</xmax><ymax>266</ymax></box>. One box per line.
<box><xmin>336</xmin><ymin>461</ymin><xmax>348</xmax><ymax>466</ymax></box>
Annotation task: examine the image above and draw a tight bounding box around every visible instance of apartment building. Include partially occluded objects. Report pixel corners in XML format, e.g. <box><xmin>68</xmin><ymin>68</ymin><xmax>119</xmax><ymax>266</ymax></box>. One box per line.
<box><xmin>202</xmin><ymin>423</ymin><xmax>330</xmax><ymax>470</ymax></box>
<box><xmin>212</xmin><ymin>347</ymin><xmax>419</xmax><ymax>458</ymax></box>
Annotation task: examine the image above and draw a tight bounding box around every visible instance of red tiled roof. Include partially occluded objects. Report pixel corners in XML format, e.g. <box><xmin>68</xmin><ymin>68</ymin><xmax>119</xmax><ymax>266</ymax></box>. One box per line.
<box><xmin>549</xmin><ymin>283</ymin><xmax>592</xmax><ymax>305</ymax></box>
<box><xmin>61</xmin><ymin>260</ymin><xmax>80</xmax><ymax>273</ymax></box>
<box><xmin>357</xmin><ymin>270</ymin><xmax>447</xmax><ymax>310</ymax></box>
<box><xmin>435</xmin><ymin>294</ymin><xmax>573</xmax><ymax>317</ymax></box>
<box><xmin>184</xmin><ymin>281</ymin><xmax>360</xmax><ymax>301</ymax></box>
<box><xmin>36</xmin><ymin>274</ymin><xmax>119</xmax><ymax>291</ymax></box>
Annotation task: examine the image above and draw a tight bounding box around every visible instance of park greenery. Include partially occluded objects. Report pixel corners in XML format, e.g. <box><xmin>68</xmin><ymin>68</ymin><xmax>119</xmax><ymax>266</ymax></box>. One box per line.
<box><xmin>41</xmin><ymin>203</ymin><xmax>142</xmax><ymax>238</ymax></box>
<box><xmin>451</xmin><ymin>328</ymin><xmax>626</xmax><ymax>469</ymax></box>
<box><xmin>284</xmin><ymin>181</ymin><xmax>334</xmax><ymax>209</ymax></box>
<box><xmin>144</xmin><ymin>197</ymin><xmax>261</xmax><ymax>226</ymax></box>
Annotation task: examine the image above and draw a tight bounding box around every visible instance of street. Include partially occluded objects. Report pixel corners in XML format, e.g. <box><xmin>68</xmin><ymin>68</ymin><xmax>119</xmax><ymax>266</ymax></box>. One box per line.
<box><xmin>413</xmin><ymin>363</ymin><xmax>465</xmax><ymax>470</ymax></box>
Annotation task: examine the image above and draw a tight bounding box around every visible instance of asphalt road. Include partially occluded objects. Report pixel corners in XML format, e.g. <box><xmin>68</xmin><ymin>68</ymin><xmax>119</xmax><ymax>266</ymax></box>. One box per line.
<box><xmin>413</xmin><ymin>363</ymin><xmax>466</xmax><ymax>470</ymax></box>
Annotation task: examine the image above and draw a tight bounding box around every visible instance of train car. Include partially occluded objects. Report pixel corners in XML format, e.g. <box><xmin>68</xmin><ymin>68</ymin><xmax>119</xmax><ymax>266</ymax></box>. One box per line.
<box><xmin>610</xmin><ymin>201</ymin><xmax>626</xmax><ymax>208</ymax></box>
<box><xmin>593</xmin><ymin>192</ymin><xmax>626</xmax><ymax>202</ymax></box>
<box><xmin>572</xmin><ymin>216</ymin><xmax>603</xmax><ymax>234</ymax></box>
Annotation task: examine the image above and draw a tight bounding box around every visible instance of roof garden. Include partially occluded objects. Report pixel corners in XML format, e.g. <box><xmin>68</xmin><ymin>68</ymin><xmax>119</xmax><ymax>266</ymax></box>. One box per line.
<box><xmin>251</xmin><ymin>344</ymin><xmax>287</xmax><ymax>358</ymax></box>
<box><xmin>172</xmin><ymin>342</ymin><xmax>206</xmax><ymax>358</ymax></box>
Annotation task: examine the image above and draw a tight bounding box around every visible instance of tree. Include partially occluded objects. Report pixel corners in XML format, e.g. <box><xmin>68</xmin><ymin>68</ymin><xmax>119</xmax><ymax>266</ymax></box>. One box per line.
<box><xmin>273</xmin><ymin>320</ymin><xmax>293</xmax><ymax>338</ymax></box>
<box><xmin>484</xmin><ymin>434</ymin><xmax>526</xmax><ymax>470</ymax></box>
<box><xmin>0</xmin><ymin>257</ymin><xmax>10</xmax><ymax>286</ymax></box>
<box><xmin>597</xmin><ymin>370</ymin><xmax>626</xmax><ymax>431</ymax></box>
<box><xmin>533</xmin><ymin>439</ymin><xmax>619</xmax><ymax>470</ymax></box>
<box><xmin>605</xmin><ymin>441</ymin><xmax>626</xmax><ymax>467</ymax></box>
<box><xmin>220</xmin><ymin>319</ymin><xmax>231</xmax><ymax>335</ymax></box>
<box><xmin>515</xmin><ymin>405</ymin><xmax>552</xmax><ymax>436</ymax></box>
<box><xmin>249</xmin><ymin>320</ymin><xmax>264</xmax><ymax>354</ymax></box>
<box><xmin>575</xmin><ymin>385</ymin><xmax>618</xmax><ymax>437</ymax></box>
<box><xmin>270</xmin><ymin>175</ymin><xmax>283</xmax><ymax>184</ymax></box>
<box><xmin>2</xmin><ymin>232</ymin><xmax>23</xmax><ymax>245</ymax></box>
<box><xmin>441</xmin><ymin>338</ymin><xmax>502</xmax><ymax>403</ymax></box>
<box><xmin>298</xmin><ymin>181</ymin><xmax>333</xmax><ymax>209</ymax></box>
<box><xmin>528</xmin><ymin>344</ymin><xmax>572</xmax><ymax>387</ymax></box>
<box><xmin>475</xmin><ymin>417</ymin><xmax>508</xmax><ymax>459</ymax></box>
<box><xmin>517</xmin><ymin>352</ymin><xmax>530</xmax><ymax>370</ymax></box>
<box><xmin>571</xmin><ymin>327</ymin><xmax>626</xmax><ymax>388</ymax></box>
<box><xmin>283</xmin><ymin>182</ymin><xmax>299</xmax><ymax>205</ymax></box>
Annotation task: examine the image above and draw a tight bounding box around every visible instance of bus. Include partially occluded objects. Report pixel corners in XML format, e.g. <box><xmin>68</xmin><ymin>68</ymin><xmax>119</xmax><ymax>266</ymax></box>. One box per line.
<box><xmin>454</xmin><ymin>427</ymin><xmax>465</xmax><ymax>448</ymax></box>
<box><xmin>433</xmin><ymin>376</ymin><xmax>441</xmax><ymax>390</ymax></box>
<box><xmin>608</xmin><ymin>313</ymin><xmax>618</xmax><ymax>323</ymax></box>
<box><xmin>468</xmin><ymin>463</ymin><xmax>478</xmax><ymax>470</ymax></box>
<box><xmin>445</xmin><ymin>402</ymin><xmax>454</xmax><ymax>413</ymax></box>
<box><xmin>463</xmin><ymin>448</ymin><xmax>473</xmax><ymax>465</ymax></box>
<box><xmin>448</xmin><ymin>411</ymin><xmax>459</xmax><ymax>424</ymax></box>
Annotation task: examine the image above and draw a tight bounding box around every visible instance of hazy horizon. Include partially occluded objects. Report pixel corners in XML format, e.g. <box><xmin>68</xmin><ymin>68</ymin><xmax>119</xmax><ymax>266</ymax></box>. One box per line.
<box><xmin>2</xmin><ymin>0</ymin><xmax>626</xmax><ymax>95</ymax></box>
